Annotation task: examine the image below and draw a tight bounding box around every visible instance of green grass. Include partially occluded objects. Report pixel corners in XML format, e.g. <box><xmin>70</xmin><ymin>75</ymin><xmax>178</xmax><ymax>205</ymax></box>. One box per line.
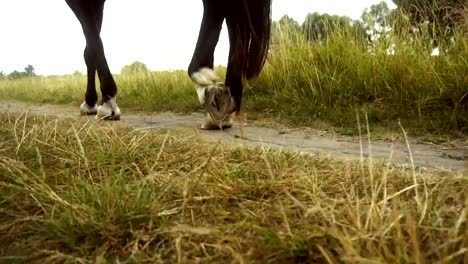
<box><xmin>0</xmin><ymin>21</ymin><xmax>467</xmax><ymax>140</ymax></box>
<box><xmin>0</xmin><ymin>112</ymin><xmax>466</xmax><ymax>263</ymax></box>
<box><xmin>0</xmin><ymin>70</ymin><xmax>201</xmax><ymax>113</ymax></box>
<box><xmin>247</xmin><ymin>22</ymin><xmax>468</xmax><ymax>137</ymax></box>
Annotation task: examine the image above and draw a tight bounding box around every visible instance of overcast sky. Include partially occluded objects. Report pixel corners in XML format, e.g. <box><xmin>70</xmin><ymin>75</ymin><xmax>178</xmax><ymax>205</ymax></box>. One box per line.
<box><xmin>0</xmin><ymin>0</ymin><xmax>396</xmax><ymax>76</ymax></box>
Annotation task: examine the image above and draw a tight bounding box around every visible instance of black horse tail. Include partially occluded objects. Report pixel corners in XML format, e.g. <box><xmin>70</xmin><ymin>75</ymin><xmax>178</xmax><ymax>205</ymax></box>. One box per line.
<box><xmin>229</xmin><ymin>0</ymin><xmax>272</xmax><ymax>80</ymax></box>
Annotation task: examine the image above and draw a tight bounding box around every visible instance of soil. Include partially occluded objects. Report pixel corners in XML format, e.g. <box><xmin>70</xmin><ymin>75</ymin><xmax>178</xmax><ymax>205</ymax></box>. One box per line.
<box><xmin>1</xmin><ymin>100</ymin><xmax>466</xmax><ymax>173</ymax></box>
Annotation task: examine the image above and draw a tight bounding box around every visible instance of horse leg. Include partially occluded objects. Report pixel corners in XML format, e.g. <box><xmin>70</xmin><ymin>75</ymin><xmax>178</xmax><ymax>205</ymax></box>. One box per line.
<box><xmin>215</xmin><ymin>0</ymin><xmax>272</xmax><ymax>129</ymax></box>
<box><xmin>224</xmin><ymin>16</ymin><xmax>245</xmax><ymax>117</ymax></box>
<box><xmin>66</xmin><ymin>0</ymin><xmax>120</xmax><ymax>120</ymax></box>
<box><xmin>194</xmin><ymin>15</ymin><xmax>244</xmax><ymax>130</ymax></box>
<box><xmin>188</xmin><ymin>0</ymin><xmax>231</xmax><ymax>129</ymax></box>
<box><xmin>195</xmin><ymin>15</ymin><xmax>248</xmax><ymax>130</ymax></box>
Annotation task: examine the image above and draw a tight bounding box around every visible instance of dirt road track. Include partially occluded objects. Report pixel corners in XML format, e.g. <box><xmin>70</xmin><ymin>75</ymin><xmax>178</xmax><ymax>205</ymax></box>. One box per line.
<box><xmin>1</xmin><ymin>100</ymin><xmax>466</xmax><ymax>173</ymax></box>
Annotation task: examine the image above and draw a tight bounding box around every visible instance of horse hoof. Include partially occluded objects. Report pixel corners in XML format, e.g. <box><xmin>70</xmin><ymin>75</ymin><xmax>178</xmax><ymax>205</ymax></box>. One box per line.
<box><xmin>191</xmin><ymin>67</ymin><xmax>235</xmax><ymax>129</ymax></box>
<box><xmin>96</xmin><ymin>97</ymin><xmax>121</xmax><ymax>121</ymax></box>
<box><xmin>80</xmin><ymin>101</ymin><xmax>98</xmax><ymax>116</ymax></box>
<box><xmin>204</xmin><ymin>83</ymin><xmax>234</xmax><ymax>122</ymax></box>
<box><xmin>200</xmin><ymin>112</ymin><xmax>234</xmax><ymax>130</ymax></box>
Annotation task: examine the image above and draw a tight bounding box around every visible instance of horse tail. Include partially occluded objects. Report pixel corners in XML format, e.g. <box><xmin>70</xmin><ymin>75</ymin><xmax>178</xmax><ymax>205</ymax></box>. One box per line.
<box><xmin>229</xmin><ymin>0</ymin><xmax>272</xmax><ymax>80</ymax></box>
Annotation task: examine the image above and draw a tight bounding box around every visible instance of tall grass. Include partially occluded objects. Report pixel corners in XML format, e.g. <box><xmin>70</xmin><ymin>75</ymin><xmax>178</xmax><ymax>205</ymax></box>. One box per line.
<box><xmin>0</xmin><ymin>70</ymin><xmax>202</xmax><ymax>113</ymax></box>
<box><xmin>0</xmin><ymin>112</ymin><xmax>466</xmax><ymax>262</ymax></box>
<box><xmin>247</xmin><ymin>18</ymin><xmax>468</xmax><ymax>133</ymax></box>
<box><xmin>0</xmin><ymin>17</ymin><xmax>466</xmax><ymax>135</ymax></box>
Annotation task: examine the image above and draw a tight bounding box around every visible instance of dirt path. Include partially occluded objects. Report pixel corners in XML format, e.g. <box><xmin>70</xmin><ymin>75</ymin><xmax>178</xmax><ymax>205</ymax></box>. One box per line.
<box><xmin>1</xmin><ymin>100</ymin><xmax>466</xmax><ymax>173</ymax></box>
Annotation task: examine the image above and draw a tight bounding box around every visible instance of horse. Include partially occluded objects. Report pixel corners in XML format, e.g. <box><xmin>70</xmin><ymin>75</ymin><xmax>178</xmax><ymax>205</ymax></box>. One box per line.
<box><xmin>65</xmin><ymin>0</ymin><xmax>272</xmax><ymax>130</ymax></box>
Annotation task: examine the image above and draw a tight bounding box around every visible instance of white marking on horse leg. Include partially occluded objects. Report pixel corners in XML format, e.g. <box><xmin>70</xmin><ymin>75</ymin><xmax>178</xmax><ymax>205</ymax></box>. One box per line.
<box><xmin>191</xmin><ymin>67</ymin><xmax>220</xmax><ymax>104</ymax></box>
<box><xmin>97</xmin><ymin>97</ymin><xmax>121</xmax><ymax>120</ymax></box>
<box><xmin>80</xmin><ymin>101</ymin><xmax>98</xmax><ymax>116</ymax></box>
<box><xmin>191</xmin><ymin>67</ymin><xmax>219</xmax><ymax>86</ymax></box>
<box><xmin>195</xmin><ymin>85</ymin><xmax>208</xmax><ymax>104</ymax></box>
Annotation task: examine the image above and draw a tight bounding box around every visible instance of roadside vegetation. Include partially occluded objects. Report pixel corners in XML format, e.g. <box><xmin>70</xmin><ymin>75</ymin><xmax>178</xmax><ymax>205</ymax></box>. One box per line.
<box><xmin>0</xmin><ymin>112</ymin><xmax>466</xmax><ymax>263</ymax></box>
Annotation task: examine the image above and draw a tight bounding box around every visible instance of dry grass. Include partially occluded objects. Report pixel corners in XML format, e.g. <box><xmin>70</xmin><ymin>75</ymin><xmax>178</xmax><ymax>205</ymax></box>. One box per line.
<box><xmin>0</xmin><ymin>112</ymin><xmax>466</xmax><ymax>263</ymax></box>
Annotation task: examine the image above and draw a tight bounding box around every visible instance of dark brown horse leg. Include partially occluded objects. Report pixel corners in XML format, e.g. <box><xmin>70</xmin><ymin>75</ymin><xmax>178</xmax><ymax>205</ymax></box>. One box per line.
<box><xmin>66</xmin><ymin>0</ymin><xmax>120</xmax><ymax>120</ymax></box>
<box><xmin>188</xmin><ymin>0</ymin><xmax>234</xmax><ymax>129</ymax></box>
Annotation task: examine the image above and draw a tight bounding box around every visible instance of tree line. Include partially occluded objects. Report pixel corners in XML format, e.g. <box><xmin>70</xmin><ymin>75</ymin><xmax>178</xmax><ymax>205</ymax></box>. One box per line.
<box><xmin>271</xmin><ymin>0</ymin><xmax>467</xmax><ymax>50</ymax></box>
<box><xmin>0</xmin><ymin>65</ymin><xmax>36</xmax><ymax>79</ymax></box>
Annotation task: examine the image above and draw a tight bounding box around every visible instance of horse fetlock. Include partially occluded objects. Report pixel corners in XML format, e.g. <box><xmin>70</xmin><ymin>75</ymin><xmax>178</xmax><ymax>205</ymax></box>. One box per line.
<box><xmin>96</xmin><ymin>97</ymin><xmax>121</xmax><ymax>121</ymax></box>
<box><xmin>191</xmin><ymin>67</ymin><xmax>219</xmax><ymax>87</ymax></box>
<box><xmin>80</xmin><ymin>101</ymin><xmax>98</xmax><ymax>116</ymax></box>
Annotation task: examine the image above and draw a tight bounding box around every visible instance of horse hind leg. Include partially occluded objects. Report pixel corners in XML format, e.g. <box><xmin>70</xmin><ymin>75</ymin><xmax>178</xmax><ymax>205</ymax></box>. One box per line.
<box><xmin>80</xmin><ymin>45</ymin><xmax>99</xmax><ymax>116</ymax></box>
<box><xmin>66</xmin><ymin>0</ymin><xmax>120</xmax><ymax>120</ymax></box>
<box><xmin>80</xmin><ymin>44</ymin><xmax>120</xmax><ymax>121</ymax></box>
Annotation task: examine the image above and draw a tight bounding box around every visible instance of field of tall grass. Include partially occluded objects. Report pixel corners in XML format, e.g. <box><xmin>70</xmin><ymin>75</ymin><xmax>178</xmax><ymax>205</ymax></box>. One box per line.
<box><xmin>253</xmin><ymin>23</ymin><xmax>468</xmax><ymax>135</ymax></box>
<box><xmin>0</xmin><ymin>112</ymin><xmax>466</xmax><ymax>263</ymax></box>
<box><xmin>0</xmin><ymin>17</ymin><xmax>467</xmax><ymax>139</ymax></box>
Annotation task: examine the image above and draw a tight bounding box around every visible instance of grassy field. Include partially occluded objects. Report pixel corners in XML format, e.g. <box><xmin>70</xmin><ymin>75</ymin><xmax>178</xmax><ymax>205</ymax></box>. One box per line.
<box><xmin>0</xmin><ymin>20</ymin><xmax>467</xmax><ymax>140</ymax></box>
<box><xmin>0</xmin><ymin>70</ymin><xmax>199</xmax><ymax>113</ymax></box>
<box><xmin>254</xmin><ymin>27</ymin><xmax>468</xmax><ymax>137</ymax></box>
<box><xmin>0</xmin><ymin>112</ymin><xmax>466</xmax><ymax>263</ymax></box>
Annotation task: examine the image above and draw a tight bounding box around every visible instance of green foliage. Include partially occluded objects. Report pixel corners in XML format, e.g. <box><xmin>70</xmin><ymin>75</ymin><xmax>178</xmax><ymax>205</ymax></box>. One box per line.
<box><xmin>7</xmin><ymin>65</ymin><xmax>37</xmax><ymax>79</ymax></box>
<box><xmin>274</xmin><ymin>15</ymin><xmax>301</xmax><ymax>32</ymax></box>
<box><xmin>8</xmin><ymin>70</ymin><xmax>29</xmax><ymax>79</ymax></box>
<box><xmin>72</xmin><ymin>70</ymin><xmax>83</xmax><ymax>77</ymax></box>
<box><xmin>271</xmin><ymin>15</ymin><xmax>302</xmax><ymax>45</ymax></box>
<box><xmin>121</xmin><ymin>61</ymin><xmax>150</xmax><ymax>75</ymax></box>
<box><xmin>272</xmin><ymin>12</ymin><xmax>368</xmax><ymax>47</ymax></box>
<box><xmin>24</xmin><ymin>64</ymin><xmax>35</xmax><ymax>76</ymax></box>
<box><xmin>302</xmin><ymin>12</ymin><xmax>353</xmax><ymax>42</ymax></box>
<box><xmin>250</xmin><ymin>17</ymin><xmax>468</xmax><ymax>133</ymax></box>
<box><xmin>392</xmin><ymin>0</ymin><xmax>468</xmax><ymax>42</ymax></box>
<box><xmin>362</xmin><ymin>1</ymin><xmax>392</xmax><ymax>29</ymax></box>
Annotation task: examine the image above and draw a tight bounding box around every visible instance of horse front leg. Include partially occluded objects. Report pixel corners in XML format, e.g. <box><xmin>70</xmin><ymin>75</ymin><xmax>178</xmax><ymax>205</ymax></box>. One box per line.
<box><xmin>188</xmin><ymin>0</ymin><xmax>233</xmax><ymax>130</ymax></box>
<box><xmin>82</xmin><ymin>33</ymin><xmax>120</xmax><ymax>120</ymax></box>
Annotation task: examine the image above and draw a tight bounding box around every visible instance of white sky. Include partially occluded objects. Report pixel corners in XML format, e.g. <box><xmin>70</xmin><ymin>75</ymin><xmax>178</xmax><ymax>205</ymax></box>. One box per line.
<box><xmin>0</xmin><ymin>0</ymin><xmax>396</xmax><ymax>76</ymax></box>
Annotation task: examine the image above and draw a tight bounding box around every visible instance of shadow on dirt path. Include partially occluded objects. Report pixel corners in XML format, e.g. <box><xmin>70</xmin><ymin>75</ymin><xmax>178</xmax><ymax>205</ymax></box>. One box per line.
<box><xmin>1</xmin><ymin>100</ymin><xmax>466</xmax><ymax>173</ymax></box>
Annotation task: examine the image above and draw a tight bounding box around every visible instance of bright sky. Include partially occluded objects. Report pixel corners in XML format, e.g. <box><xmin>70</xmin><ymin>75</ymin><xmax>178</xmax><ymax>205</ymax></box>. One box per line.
<box><xmin>0</xmin><ymin>0</ymin><xmax>396</xmax><ymax>76</ymax></box>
